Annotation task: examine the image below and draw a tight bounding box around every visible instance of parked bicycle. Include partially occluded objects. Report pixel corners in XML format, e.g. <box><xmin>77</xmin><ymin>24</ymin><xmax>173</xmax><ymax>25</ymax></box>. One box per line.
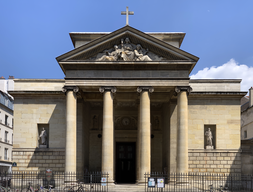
<box><xmin>22</xmin><ymin>182</ymin><xmax>36</xmax><ymax>192</ymax></box>
<box><xmin>0</xmin><ymin>185</ymin><xmax>11</xmax><ymax>192</ymax></box>
<box><xmin>64</xmin><ymin>180</ymin><xmax>88</xmax><ymax>192</ymax></box>
<box><xmin>36</xmin><ymin>184</ymin><xmax>53</xmax><ymax>192</ymax></box>
<box><xmin>208</xmin><ymin>184</ymin><xmax>214</xmax><ymax>192</ymax></box>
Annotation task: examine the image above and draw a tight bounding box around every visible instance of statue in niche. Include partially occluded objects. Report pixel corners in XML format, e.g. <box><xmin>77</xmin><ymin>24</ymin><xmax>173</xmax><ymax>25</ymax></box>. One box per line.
<box><xmin>38</xmin><ymin>127</ymin><xmax>47</xmax><ymax>146</ymax></box>
<box><xmin>205</xmin><ymin>128</ymin><xmax>213</xmax><ymax>149</ymax></box>
<box><xmin>121</xmin><ymin>38</ymin><xmax>135</xmax><ymax>61</ymax></box>
<box><xmin>92</xmin><ymin>115</ymin><xmax>99</xmax><ymax>129</ymax></box>
<box><xmin>134</xmin><ymin>44</ymin><xmax>152</xmax><ymax>61</ymax></box>
<box><xmin>97</xmin><ymin>45</ymin><xmax>121</xmax><ymax>61</ymax></box>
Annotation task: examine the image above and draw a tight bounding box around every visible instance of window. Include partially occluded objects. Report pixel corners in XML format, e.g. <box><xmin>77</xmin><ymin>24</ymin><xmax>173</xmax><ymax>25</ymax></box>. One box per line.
<box><xmin>5</xmin><ymin>131</ymin><xmax>8</xmax><ymax>143</ymax></box>
<box><xmin>244</xmin><ymin>130</ymin><xmax>247</xmax><ymax>139</ymax></box>
<box><xmin>12</xmin><ymin>134</ymin><xmax>13</xmax><ymax>144</ymax></box>
<box><xmin>5</xmin><ymin>115</ymin><xmax>8</xmax><ymax>126</ymax></box>
<box><xmin>4</xmin><ymin>148</ymin><xmax>8</xmax><ymax>160</ymax></box>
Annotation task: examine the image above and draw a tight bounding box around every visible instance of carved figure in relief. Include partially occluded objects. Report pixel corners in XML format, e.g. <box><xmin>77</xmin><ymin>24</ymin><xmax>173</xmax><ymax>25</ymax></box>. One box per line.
<box><xmin>94</xmin><ymin>37</ymin><xmax>165</xmax><ymax>61</ymax></box>
<box><xmin>205</xmin><ymin>128</ymin><xmax>213</xmax><ymax>146</ymax></box>
<box><xmin>38</xmin><ymin>127</ymin><xmax>47</xmax><ymax>145</ymax></box>
<box><xmin>97</xmin><ymin>45</ymin><xmax>121</xmax><ymax>61</ymax></box>
<box><xmin>121</xmin><ymin>38</ymin><xmax>135</xmax><ymax>61</ymax></box>
<box><xmin>134</xmin><ymin>44</ymin><xmax>152</xmax><ymax>61</ymax></box>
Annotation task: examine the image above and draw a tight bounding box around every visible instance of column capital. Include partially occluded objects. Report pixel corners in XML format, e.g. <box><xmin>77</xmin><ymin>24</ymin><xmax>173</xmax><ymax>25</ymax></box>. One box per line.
<box><xmin>99</xmin><ymin>86</ymin><xmax>117</xmax><ymax>94</ymax></box>
<box><xmin>175</xmin><ymin>86</ymin><xmax>192</xmax><ymax>95</ymax></box>
<box><xmin>137</xmin><ymin>86</ymin><xmax>154</xmax><ymax>93</ymax></box>
<box><xmin>62</xmin><ymin>86</ymin><xmax>79</xmax><ymax>93</ymax></box>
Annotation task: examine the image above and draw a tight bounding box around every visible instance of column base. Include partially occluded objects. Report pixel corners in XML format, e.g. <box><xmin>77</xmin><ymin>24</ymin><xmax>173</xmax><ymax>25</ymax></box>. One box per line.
<box><xmin>137</xmin><ymin>179</ymin><xmax>146</xmax><ymax>185</ymax></box>
<box><xmin>107</xmin><ymin>180</ymin><xmax>115</xmax><ymax>186</ymax></box>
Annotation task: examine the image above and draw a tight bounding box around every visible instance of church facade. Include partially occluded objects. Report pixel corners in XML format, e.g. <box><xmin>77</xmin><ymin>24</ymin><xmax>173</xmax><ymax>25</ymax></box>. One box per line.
<box><xmin>10</xmin><ymin>26</ymin><xmax>245</xmax><ymax>183</ymax></box>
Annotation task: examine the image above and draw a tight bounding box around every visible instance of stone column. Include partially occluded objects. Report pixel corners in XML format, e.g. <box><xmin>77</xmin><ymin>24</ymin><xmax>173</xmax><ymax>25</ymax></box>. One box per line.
<box><xmin>62</xmin><ymin>86</ymin><xmax>79</xmax><ymax>173</ymax></box>
<box><xmin>99</xmin><ymin>87</ymin><xmax>116</xmax><ymax>183</ymax></box>
<box><xmin>175</xmin><ymin>86</ymin><xmax>191</xmax><ymax>174</ymax></box>
<box><xmin>137</xmin><ymin>86</ymin><xmax>154</xmax><ymax>184</ymax></box>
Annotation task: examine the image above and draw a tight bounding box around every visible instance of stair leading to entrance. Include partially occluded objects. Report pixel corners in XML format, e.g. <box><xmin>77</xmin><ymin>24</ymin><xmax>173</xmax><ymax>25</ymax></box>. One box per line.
<box><xmin>108</xmin><ymin>184</ymin><xmax>144</xmax><ymax>192</ymax></box>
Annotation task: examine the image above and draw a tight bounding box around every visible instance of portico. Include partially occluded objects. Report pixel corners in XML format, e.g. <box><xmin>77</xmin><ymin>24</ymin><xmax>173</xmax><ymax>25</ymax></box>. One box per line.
<box><xmin>63</xmin><ymin>84</ymin><xmax>191</xmax><ymax>183</ymax></box>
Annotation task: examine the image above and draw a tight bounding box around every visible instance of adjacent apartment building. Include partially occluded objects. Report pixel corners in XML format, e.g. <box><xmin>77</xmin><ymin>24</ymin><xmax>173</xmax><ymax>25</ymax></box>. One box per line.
<box><xmin>241</xmin><ymin>87</ymin><xmax>253</xmax><ymax>140</ymax></box>
<box><xmin>0</xmin><ymin>76</ymin><xmax>14</xmax><ymax>172</ymax></box>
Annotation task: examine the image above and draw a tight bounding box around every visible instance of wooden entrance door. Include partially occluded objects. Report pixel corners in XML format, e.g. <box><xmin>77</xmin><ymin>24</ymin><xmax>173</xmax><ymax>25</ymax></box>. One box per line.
<box><xmin>116</xmin><ymin>142</ymin><xmax>136</xmax><ymax>183</ymax></box>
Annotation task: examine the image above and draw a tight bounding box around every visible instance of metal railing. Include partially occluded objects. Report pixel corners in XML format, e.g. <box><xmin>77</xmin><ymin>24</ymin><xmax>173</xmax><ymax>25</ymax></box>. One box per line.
<box><xmin>145</xmin><ymin>172</ymin><xmax>253</xmax><ymax>192</ymax></box>
<box><xmin>0</xmin><ymin>171</ymin><xmax>109</xmax><ymax>192</ymax></box>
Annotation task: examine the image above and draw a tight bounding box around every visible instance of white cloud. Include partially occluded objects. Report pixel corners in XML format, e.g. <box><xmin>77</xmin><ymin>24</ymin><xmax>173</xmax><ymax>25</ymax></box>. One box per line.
<box><xmin>190</xmin><ymin>58</ymin><xmax>253</xmax><ymax>92</ymax></box>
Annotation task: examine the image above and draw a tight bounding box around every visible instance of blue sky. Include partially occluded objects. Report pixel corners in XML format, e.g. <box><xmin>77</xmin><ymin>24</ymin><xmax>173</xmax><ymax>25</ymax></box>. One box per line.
<box><xmin>0</xmin><ymin>1</ymin><xmax>253</xmax><ymax>91</ymax></box>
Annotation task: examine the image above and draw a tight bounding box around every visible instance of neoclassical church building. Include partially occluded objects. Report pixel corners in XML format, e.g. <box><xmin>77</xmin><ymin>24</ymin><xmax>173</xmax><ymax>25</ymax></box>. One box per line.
<box><xmin>10</xmin><ymin>23</ymin><xmax>245</xmax><ymax>183</ymax></box>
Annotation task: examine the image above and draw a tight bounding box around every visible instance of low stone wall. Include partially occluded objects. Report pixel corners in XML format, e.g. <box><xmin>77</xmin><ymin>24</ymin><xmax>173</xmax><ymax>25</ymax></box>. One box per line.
<box><xmin>12</xmin><ymin>148</ymin><xmax>65</xmax><ymax>172</ymax></box>
<box><xmin>188</xmin><ymin>150</ymin><xmax>241</xmax><ymax>174</ymax></box>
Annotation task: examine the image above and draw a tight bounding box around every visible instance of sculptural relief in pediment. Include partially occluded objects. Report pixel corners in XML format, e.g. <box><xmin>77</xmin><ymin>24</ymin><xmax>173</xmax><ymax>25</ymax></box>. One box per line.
<box><xmin>90</xmin><ymin>37</ymin><xmax>164</xmax><ymax>61</ymax></box>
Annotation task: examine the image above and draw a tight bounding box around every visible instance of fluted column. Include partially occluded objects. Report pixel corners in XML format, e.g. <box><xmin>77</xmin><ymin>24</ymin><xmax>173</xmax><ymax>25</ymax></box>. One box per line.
<box><xmin>63</xmin><ymin>86</ymin><xmax>79</xmax><ymax>173</ymax></box>
<box><xmin>175</xmin><ymin>86</ymin><xmax>191</xmax><ymax>174</ymax></box>
<box><xmin>99</xmin><ymin>86</ymin><xmax>116</xmax><ymax>183</ymax></box>
<box><xmin>137</xmin><ymin>86</ymin><xmax>154</xmax><ymax>184</ymax></box>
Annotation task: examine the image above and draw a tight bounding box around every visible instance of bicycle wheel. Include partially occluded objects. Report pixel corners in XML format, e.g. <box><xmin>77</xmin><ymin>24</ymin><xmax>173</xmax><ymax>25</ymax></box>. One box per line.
<box><xmin>76</xmin><ymin>187</ymin><xmax>84</xmax><ymax>192</ymax></box>
<box><xmin>63</xmin><ymin>186</ymin><xmax>74</xmax><ymax>192</ymax></box>
<box><xmin>21</xmin><ymin>189</ymin><xmax>32</xmax><ymax>192</ymax></box>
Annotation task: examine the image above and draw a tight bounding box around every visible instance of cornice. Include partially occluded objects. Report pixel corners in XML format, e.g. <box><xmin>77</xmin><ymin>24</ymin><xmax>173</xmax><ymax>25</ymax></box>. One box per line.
<box><xmin>0</xmin><ymin>122</ymin><xmax>13</xmax><ymax>130</ymax></box>
<box><xmin>190</xmin><ymin>79</ymin><xmax>242</xmax><ymax>83</ymax></box>
<box><xmin>189</xmin><ymin>91</ymin><xmax>247</xmax><ymax>98</ymax></box>
<box><xmin>8</xmin><ymin>91</ymin><xmax>64</xmax><ymax>96</ymax></box>
<box><xmin>13</xmin><ymin>79</ymin><xmax>65</xmax><ymax>83</ymax></box>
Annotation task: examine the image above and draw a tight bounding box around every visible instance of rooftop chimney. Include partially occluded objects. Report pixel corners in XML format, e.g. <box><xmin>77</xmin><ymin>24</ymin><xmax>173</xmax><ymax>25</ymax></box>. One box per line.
<box><xmin>250</xmin><ymin>87</ymin><xmax>253</xmax><ymax>107</ymax></box>
<box><xmin>8</xmin><ymin>76</ymin><xmax>14</xmax><ymax>79</ymax></box>
<box><xmin>0</xmin><ymin>76</ymin><xmax>5</xmax><ymax>79</ymax></box>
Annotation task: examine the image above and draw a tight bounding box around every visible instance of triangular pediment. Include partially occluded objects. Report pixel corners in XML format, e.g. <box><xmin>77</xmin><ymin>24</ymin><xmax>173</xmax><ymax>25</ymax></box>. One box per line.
<box><xmin>56</xmin><ymin>26</ymin><xmax>199</xmax><ymax>62</ymax></box>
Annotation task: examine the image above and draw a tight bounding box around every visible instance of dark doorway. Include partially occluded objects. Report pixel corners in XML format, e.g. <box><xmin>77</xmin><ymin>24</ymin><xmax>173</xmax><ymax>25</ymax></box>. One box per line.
<box><xmin>116</xmin><ymin>142</ymin><xmax>136</xmax><ymax>183</ymax></box>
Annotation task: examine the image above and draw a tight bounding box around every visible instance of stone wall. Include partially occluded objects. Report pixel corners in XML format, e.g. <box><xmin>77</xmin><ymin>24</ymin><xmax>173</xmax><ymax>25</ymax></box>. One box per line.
<box><xmin>13</xmin><ymin>95</ymin><xmax>66</xmax><ymax>149</ymax></box>
<box><xmin>12</xmin><ymin>149</ymin><xmax>65</xmax><ymax>172</ymax></box>
<box><xmin>188</xmin><ymin>97</ymin><xmax>241</xmax><ymax>149</ymax></box>
<box><xmin>188</xmin><ymin>150</ymin><xmax>241</xmax><ymax>174</ymax></box>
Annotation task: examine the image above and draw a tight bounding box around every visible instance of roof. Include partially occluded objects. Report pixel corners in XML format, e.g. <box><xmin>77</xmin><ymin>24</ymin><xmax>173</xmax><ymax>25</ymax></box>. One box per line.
<box><xmin>241</xmin><ymin>96</ymin><xmax>250</xmax><ymax>112</ymax></box>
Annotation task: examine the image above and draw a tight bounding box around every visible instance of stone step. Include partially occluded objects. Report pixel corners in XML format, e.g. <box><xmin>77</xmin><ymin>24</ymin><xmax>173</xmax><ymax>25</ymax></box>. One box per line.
<box><xmin>108</xmin><ymin>184</ymin><xmax>145</xmax><ymax>192</ymax></box>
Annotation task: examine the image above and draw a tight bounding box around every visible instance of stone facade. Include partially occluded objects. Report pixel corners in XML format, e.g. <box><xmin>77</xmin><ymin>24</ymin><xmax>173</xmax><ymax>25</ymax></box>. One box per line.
<box><xmin>10</xmin><ymin>25</ymin><xmax>246</xmax><ymax>183</ymax></box>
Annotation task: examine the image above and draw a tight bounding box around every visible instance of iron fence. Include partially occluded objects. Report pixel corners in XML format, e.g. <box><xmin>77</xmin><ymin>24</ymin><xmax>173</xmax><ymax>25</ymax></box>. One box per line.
<box><xmin>145</xmin><ymin>172</ymin><xmax>253</xmax><ymax>192</ymax></box>
<box><xmin>0</xmin><ymin>171</ymin><xmax>108</xmax><ymax>192</ymax></box>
